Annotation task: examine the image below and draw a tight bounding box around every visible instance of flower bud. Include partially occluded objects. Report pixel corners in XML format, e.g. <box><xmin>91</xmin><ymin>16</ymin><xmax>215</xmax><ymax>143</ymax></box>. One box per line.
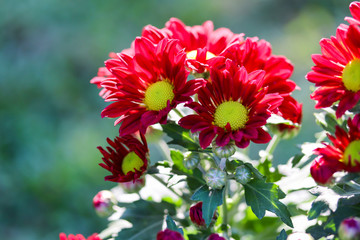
<box><xmin>287</xmin><ymin>232</ymin><xmax>314</xmax><ymax>240</ymax></box>
<box><xmin>190</xmin><ymin>202</ymin><xmax>218</xmax><ymax>228</ymax></box>
<box><xmin>212</xmin><ymin>141</ymin><xmax>236</xmax><ymax>159</ymax></box>
<box><xmin>310</xmin><ymin>157</ymin><xmax>337</xmax><ymax>185</ymax></box>
<box><xmin>208</xmin><ymin>233</ymin><xmax>226</xmax><ymax>240</ymax></box>
<box><xmin>338</xmin><ymin>217</ymin><xmax>360</xmax><ymax>240</ymax></box>
<box><xmin>234</xmin><ymin>165</ymin><xmax>252</xmax><ymax>184</ymax></box>
<box><xmin>205</xmin><ymin>168</ymin><xmax>226</xmax><ymax>189</ymax></box>
<box><xmin>93</xmin><ymin>190</ymin><xmax>117</xmax><ymax>218</ymax></box>
<box><xmin>156</xmin><ymin>229</ymin><xmax>184</xmax><ymax>240</ymax></box>
<box><xmin>120</xmin><ymin>178</ymin><xmax>145</xmax><ymax>193</ymax></box>
<box><xmin>184</xmin><ymin>152</ymin><xmax>200</xmax><ymax>170</ymax></box>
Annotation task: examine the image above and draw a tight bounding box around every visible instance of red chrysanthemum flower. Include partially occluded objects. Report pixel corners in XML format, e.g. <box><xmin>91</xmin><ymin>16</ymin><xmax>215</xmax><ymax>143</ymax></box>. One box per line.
<box><xmin>311</xmin><ymin>114</ymin><xmax>360</xmax><ymax>184</ymax></box>
<box><xmin>100</xmin><ymin>37</ymin><xmax>206</xmax><ymax>136</ymax></box>
<box><xmin>59</xmin><ymin>233</ymin><xmax>101</xmax><ymax>240</ymax></box>
<box><xmin>165</xmin><ymin>18</ymin><xmax>244</xmax><ymax>73</ymax></box>
<box><xmin>97</xmin><ymin>133</ymin><xmax>149</xmax><ymax>182</ymax></box>
<box><xmin>139</xmin><ymin>18</ymin><xmax>244</xmax><ymax>74</ymax></box>
<box><xmin>156</xmin><ymin>229</ymin><xmax>184</xmax><ymax>240</ymax></box>
<box><xmin>213</xmin><ymin>37</ymin><xmax>297</xmax><ymax>97</ymax></box>
<box><xmin>306</xmin><ymin>21</ymin><xmax>360</xmax><ymax>118</ymax></box>
<box><xmin>179</xmin><ymin>62</ymin><xmax>283</xmax><ymax>149</ymax></box>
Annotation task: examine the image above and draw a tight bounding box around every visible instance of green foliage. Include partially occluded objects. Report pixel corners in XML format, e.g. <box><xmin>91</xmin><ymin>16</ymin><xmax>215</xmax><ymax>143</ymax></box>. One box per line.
<box><xmin>166</xmin><ymin>215</ymin><xmax>184</xmax><ymax>235</ymax></box>
<box><xmin>162</xmin><ymin>121</ymin><xmax>199</xmax><ymax>150</ymax></box>
<box><xmin>276</xmin><ymin>229</ymin><xmax>288</xmax><ymax>240</ymax></box>
<box><xmin>100</xmin><ymin>199</ymin><xmax>176</xmax><ymax>240</ymax></box>
<box><xmin>244</xmin><ymin>179</ymin><xmax>293</xmax><ymax>227</ymax></box>
<box><xmin>190</xmin><ymin>185</ymin><xmax>224</xmax><ymax>227</ymax></box>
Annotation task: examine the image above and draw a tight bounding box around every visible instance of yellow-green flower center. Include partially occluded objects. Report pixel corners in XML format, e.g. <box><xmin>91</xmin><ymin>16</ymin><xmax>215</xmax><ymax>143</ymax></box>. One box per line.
<box><xmin>186</xmin><ymin>50</ymin><xmax>216</xmax><ymax>60</ymax></box>
<box><xmin>121</xmin><ymin>151</ymin><xmax>144</xmax><ymax>175</ymax></box>
<box><xmin>214</xmin><ymin>101</ymin><xmax>248</xmax><ymax>131</ymax></box>
<box><xmin>342</xmin><ymin>58</ymin><xmax>360</xmax><ymax>92</ymax></box>
<box><xmin>144</xmin><ymin>81</ymin><xmax>174</xmax><ymax>111</ymax></box>
<box><xmin>343</xmin><ymin>140</ymin><xmax>360</xmax><ymax>167</ymax></box>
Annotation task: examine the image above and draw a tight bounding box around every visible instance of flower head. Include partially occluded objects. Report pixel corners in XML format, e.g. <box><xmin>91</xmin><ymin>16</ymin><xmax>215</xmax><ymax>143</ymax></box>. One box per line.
<box><xmin>311</xmin><ymin>114</ymin><xmax>360</xmax><ymax>184</ymax></box>
<box><xmin>156</xmin><ymin>229</ymin><xmax>184</xmax><ymax>240</ymax></box>
<box><xmin>307</xmin><ymin>20</ymin><xmax>360</xmax><ymax>117</ymax></box>
<box><xmin>179</xmin><ymin>63</ymin><xmax>283</xmax><ymax>149</ymax></box>
<box><xmin>100</xmin><ymin>37</ymin><xmax>205</xmax><ymax>136</ymax></box>
<box><xmin>165</xmin><ymin>18</ymin><xmax>244</xmax><ymax>74</ymax></box>
<box><xmin>59</xmin><ymin>233</ymin><xmax>101</xmax><ymax>240</ymax></box>
<box><xmin>98</xmin><ymin>133</ymin><xmax>149</xmax><ymax>183</ymax></box>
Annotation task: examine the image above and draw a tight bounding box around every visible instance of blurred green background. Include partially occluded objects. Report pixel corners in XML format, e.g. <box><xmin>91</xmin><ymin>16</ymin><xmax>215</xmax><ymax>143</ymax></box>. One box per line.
<box><xmin>0</xmin><ymin>0</ymin><xmax>354</xmax><ymax>239</ymax></box>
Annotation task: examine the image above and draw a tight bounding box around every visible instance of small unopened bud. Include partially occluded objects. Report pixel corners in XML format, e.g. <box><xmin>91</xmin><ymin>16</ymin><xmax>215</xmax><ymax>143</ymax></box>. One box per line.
<box><xmin>287</xmin><ymin>232</ymin><xmax>314</xmax><ymax>240</ymax></box>
<box><xmin>184</xmin><ymin>152</ymin><xmax>200</xmax><ymax>170</ymax></box>
<box><xmin>212</xmin><ymin>141</ymin><xmax>236</xmax><ymax>159</ymax></box>
<box><xmin>120</xmin><ymin>178</ymin><xmax>145</xmax><ymax>193</ymax></box>
<box><xmin>338</xmin><ymin>217</ymin><xmax>360</xmax><ymax>240</ymax></box>
<box><xmin>208</xmin><ymin>233</ymin><xmax>226</xmax><ymax>240</ymax></box>
<box><xmin>156</xmin><ymin>229</ymin><xmax>184</xmax><ymax>240</ymax></box>
<box><xmin>93</xmin><ymin>190</ymin><xmax>117</xmax><ymax>218</ymax></box>
<box><xmin>234</xmin><ymin>165</ymin><xmax>252</xmax><ymax>184</ymax></box>
<box><xmin>205</xmin><ymin>168</ymin><xmax>226</xmax><ymax>189</ymax></box>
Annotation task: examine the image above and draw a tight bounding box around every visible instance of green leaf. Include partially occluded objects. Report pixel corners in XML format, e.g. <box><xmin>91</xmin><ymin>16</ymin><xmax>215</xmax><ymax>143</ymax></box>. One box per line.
<box><xmin>276</xmin><ymin>229</ymin><xmax>288</xmax><ymax>240</ymax></box>
<box><xmin>100</xmin><ymin>199</ymin><xmax>176</xmax><ymax>240</ymax></box>
<box><xmin>244</xmin><ymin>162</ymin><xmax>265</xmax><ymax>180</ymax></box>
<box><xmin>166</xmin><ymin>215</ymin><xmax>183</xmax><ymax>235</ymax></box>
<box><xmin>257</xmin><ymin>159</ymin><xmax>284</xmax><ymax>182</ymax></box>
<box><xmin>291</xmin><ymin>153</ymin><xmax>305</xmax><ymax>167</ymax></box>
<box><xmin>191</xmin><ymin>185</ymin><xmax>224</xmax><ymax>227</ymax></box>
<box><xmin>170</xmin><ymin>149</ymin><xmax>191</xmax><ymax>174</ymax></box>
<box><xmin>162</xmin><ymin>121</ymin><xmax>199</xmax><ymax>150</ymax></box>
<box><xmin>308</xmin><ymin>199</ymin><xmax>328</xmax><ymax>220</ymax></box>
<box><xmin>244</xmin><ymin>179</ymin><xmax>293</xmax><ymax>227</ymax></box>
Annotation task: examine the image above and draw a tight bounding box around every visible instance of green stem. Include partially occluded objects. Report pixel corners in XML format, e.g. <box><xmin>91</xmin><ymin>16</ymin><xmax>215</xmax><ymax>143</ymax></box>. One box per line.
<box><xmin>151</xmin><ymin>174</ymin><xmax>184</xmax><ymax>200</ymax></box>
<box><xmin>223</xmin><ymin>177</ymin><xmax>229</xmax><ymax>239</ymax></box>
<box><xmin>260</xmin><ymin>134</ymin><xmax>281</xmax><ymax>163</ymax></box>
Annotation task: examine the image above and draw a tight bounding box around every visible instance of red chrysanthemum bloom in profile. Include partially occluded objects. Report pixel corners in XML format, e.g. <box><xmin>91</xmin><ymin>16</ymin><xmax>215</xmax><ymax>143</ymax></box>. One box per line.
<box><xmin>306</xmin><ymin>19</ymin><xmax>360</xmax><ymax>117</ymax></box>
<box><xmin>100</xmin><ymin>37</ymin><xmax>206</xmax><ymax>136</ymax></box>
<box><xmin>140</xmin><ymin>18</ymin><xmax>244</xmax><ymax>74</ymax></box>
<box><xmin>156</xmin><ymin>229</ymin><xmax>184</xmax><ymax>240</ymax></box>
<box><xmin>97</xmin><ymin>133</ymin><xmax>149</xmax><ymax>182</ymax></box>
<box><xmin>179</xmin><ymin>62</ymin><xmax>283</xmax><ymax>149</ymax></box>
<box><xmin>213</xmin><ymin>37</ymin><xmax>297</xmax><ymax>97</ymax></box>
<box><xmin>311</xmin><ymin>114</ymin><xmax>360</xmax><ymax>184</ymax></box>
<box><xmin>165</xmin><ymin>18</ymin><xmax>244</xmax><ymax>73</ymax></box>
<box><xmin>59</xmin><ymin>233</ymin><xmax>101</xmax><ymax>240</ymax></box>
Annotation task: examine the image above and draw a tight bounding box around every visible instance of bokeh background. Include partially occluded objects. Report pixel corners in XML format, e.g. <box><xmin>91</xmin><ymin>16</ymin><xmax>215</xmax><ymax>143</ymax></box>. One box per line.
<box><xmin>0</xmin><ymin>0</ymin><xmax>354</xmax><ymax>239</ymax></box>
